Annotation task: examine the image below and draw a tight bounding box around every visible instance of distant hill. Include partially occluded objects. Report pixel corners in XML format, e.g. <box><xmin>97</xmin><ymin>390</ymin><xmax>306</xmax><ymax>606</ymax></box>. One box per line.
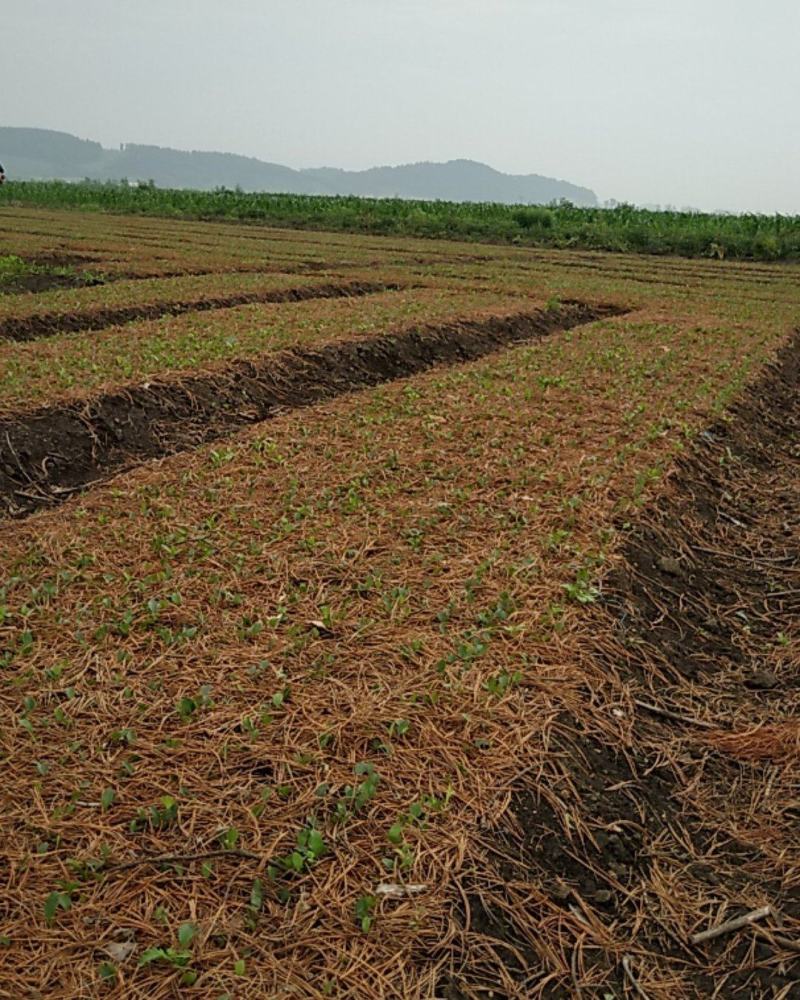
<box><xmin>0</xmin><ymin>127</ymin><xmax>597</xmax><ymax>206</ymax></box>
<box><xmin>302</xmin><ymin>159</ymin><xmax>597</xmax><ymax>205</ymax></box>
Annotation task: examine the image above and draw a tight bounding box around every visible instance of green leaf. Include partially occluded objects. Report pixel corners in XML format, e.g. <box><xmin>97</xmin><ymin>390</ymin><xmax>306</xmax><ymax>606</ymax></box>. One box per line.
<box><xmin>391</xmin><ymin>718</ymin><xmax>410</xmax><ymax>737</ymax></box>
<box><xmin>355</xmin><ymin>894</ymin><xmax>377</xmax><ymax>933</ymax></box>
<box><xmin>177</xmin><ymin>922</ymin><xmax>196</xmax><ymax>949</ymax></box>
<box><xmin>100</xmin><ymin>788</ymin><xmax>116</xmax><ymax>812</ymax></box>
<box><xmin>44</xmin><ymin>892</ymin><xmax>61</xmax><ymax>924</ymax></box>
<box><xmin>307</xmin><ymin>829</ymin><xmax>325</xmax><ymax>858</ymax></box>
<box><xmin>98</xmin><ymin>961</ymin><xmax>117</xmax><ymax>982</ymax></box>
<box><xmin>138</xmin><ymin>947</ymin><xmax>168</xmax><ymax>966</ymax></box>
<box><xmin>250</xmin><ymin>878</ymin><xmax>264</xmax><ymax>912</ymax></box>
<box><xmin>387</xmin><ymin>823</ymin><xmax>404</xmax><ymax>845</ymax></box>
<box><xmin>234</xmin><ymin>958</ymin><xmax>246</xmax><ymax>976</ymax></box>
<box><xmin>221</xmin><ymin>827</ymin><xmax>239</xmax><ymax>849</ymax></box>
<box><xmin>177</xmin><ymin>696</ymin><xmax>196</xmax><ymax>720</ymax></box>
<box><xmin>166</xmin><ymin>948</ymin><xmax>191</xmax><ymax>967</ymax></box>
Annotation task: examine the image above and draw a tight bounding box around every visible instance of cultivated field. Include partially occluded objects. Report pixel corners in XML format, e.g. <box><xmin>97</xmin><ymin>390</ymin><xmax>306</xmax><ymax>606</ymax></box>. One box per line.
<box><xmin>0</xmin><ymin>207</ymin><xmax>798</xmax><ymax>998</ymax></box>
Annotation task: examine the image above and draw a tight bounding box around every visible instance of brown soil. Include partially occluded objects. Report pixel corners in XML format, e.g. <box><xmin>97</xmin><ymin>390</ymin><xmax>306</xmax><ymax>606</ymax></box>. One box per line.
<box><xmin>446</xmin><ymin>331</ymin><xmax>800</xmax><ymax>997</ymax></box>
<box><xmin>0</xmin><ymin>302</ymin><xmax>622</xmax><ymax>517</ymax></box>
<box><xmin>21</xmin><ymin>252</ymin><xmax>103</xmax><ymax>269</ymax></box>
<box><xmin>0</xmin><ymin>279</ymin><xmax>402</xmax><ymax>342</ymax></box>
<box><xmin>611</xmin><ymin>330</ymin><xmax>799</xmax><ymax>685</ymax></box>
<box><xmin>0</xmin><ymin>271</ymin><xmax>105</xmax><ymax>295</ymax></box>
<box><xmin>0</xmin><ymin>254</ymin><xmax>107</xmax><ymax>295</ymax></box>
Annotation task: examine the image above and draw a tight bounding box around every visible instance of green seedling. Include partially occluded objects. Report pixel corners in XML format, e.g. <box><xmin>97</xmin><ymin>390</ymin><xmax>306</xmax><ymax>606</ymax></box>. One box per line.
<box><xmin>130</xmin><ymin>795</ymin><xmax>178</xmax><ymax>832</ymax></box>
<box><xmin>98</xmin><ymin>961</ymin><xmax>117</xmax><ymax>983</ymax></box>
<box><xmin>109</xmin><ymin>729</ymin><xmax>136</xmax><ymax>747</ymax></box>
<box><xmin>335</xmin><ymin>762</ymin><xmax>380</xmax><ymax>823</ymax></box>
<box><xmin>355</xmin><ymin>895</ymin><xmax>377</xmax><ymax>933</ymax></box>
<box><xmin>475</xmin><ymin>592</ymin><xmax>514</xmax><ymax>629</ymax></box>
<box><xmin>484</xmin><ymin>669</ymin><xmax>523</xmax><ymax>697</ymax></box>
<box><xmin>44</xmin><ymin>881</ymin><xmax>79</xmax><ymax>924</ymax></box>
<box><xmin>270</xmin><ymin>823</ymin><xmax>327</xmax><ymax>876</ymax></box>
<box><xmin>387</xmin><ymin>718</ymin><xmax>411</xmax><ymax>739</ymax></box>
<box><xmin>176</xmin><ymin>684</ymin><xmax>212</xmax><ymax>721</ymax></box>
<box><xmin>249</xmin><ymin>877</ymin><xmax>265</xmax><ymax>913</ymax></box>
<box><xmin>219</xmin><ymin>827</ymin><xmax>240</xmax><ymax>850</ymax></box>
<box><xmin>138</xmin><ymin>946</ymin><xmax>191</xmax><ymax>968</ymax></box>
<box><xmin>563</xmin><ymin>568</ymin><xmax>600</xmax><ymax>604</ymax></box>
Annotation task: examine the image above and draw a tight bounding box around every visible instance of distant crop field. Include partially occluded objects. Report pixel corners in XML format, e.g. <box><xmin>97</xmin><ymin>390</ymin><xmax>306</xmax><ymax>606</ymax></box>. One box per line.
<box><xmin>0</xmin><ymin>207</ymin><xmax>798</xmax><ymax>998</ymax></box>
<box><xmin>4</xmin><ymin>179</ymin><xmax>800</xmax><ymax>260</ymax></box>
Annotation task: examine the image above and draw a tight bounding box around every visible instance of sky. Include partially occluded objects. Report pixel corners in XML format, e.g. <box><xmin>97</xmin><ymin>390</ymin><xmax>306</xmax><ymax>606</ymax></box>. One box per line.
<box><xmin>3</xmin><ymin>0</ymin><xmax>799</xmax><ymax>213</ymax></box>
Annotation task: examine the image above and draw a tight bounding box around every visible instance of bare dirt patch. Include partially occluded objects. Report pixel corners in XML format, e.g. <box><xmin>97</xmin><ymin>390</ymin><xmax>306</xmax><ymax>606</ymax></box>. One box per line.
<box><xmin>0</xmin><ymin>271</ymin><xmax>105</xmax><ymax>295</ymax></box>
<box><xmin>0</xmin><ymin>253</ymin><xmax>106</xmax><ymax>295</ymax></box>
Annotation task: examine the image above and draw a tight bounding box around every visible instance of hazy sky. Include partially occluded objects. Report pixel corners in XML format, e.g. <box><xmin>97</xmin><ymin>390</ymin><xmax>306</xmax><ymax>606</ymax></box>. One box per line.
<box><xmin>4</xmin><ymin>0</ymin><xmax>799</xmax><ymax>212</ymax></box>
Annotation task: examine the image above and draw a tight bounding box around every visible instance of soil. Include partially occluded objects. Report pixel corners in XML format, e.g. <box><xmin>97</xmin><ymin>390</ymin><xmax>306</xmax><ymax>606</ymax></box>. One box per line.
<box><xmin>26</xmin><ymin>252</ymin><xmax>101</xmax><ymax>267</ymax></box>
<box><xmin>0</xmin><ymin>279</ymin><xmax>402</xmax><ymax>342</ymax></box>
<box><xmin>609</xmin><ymin>329</ymin><xmax>800</xmax><ymax>684</ymax></box>
<box><xmin>0</xmin><ymin>302</ymin><xmax>622</xmax><ymax>518</ymax></box>
<box><xmin>445</xmin><ymin>331</ymin><xmax>800</xmax><ymax>997</ymax></box>
<box><xmin>0</xmin><ymin>271</ymin><xmax>105</xmax><ymax>295</ymax></box>
<box><xmin>0</xmin><ymin>255</ymin><xmax>107</xmax><ymax>295</ymax></box>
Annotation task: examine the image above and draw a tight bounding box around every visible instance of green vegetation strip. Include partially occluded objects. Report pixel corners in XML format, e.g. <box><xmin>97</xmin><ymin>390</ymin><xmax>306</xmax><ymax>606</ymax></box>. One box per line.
<box><xmin>4</xmin><ymin>179</ymin><xmax>800</xmax><ymax>260</ymax></box>
<box><xmin>0</xmin><ymin>279</ymin><xmax>404</xmax><ymax>344</ymax></box>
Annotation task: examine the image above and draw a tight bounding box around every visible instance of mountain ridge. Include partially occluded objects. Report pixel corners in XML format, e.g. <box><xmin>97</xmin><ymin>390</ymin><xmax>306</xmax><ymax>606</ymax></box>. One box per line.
<box><xmin>0</xmin><ymin>127</ymin><xmax>597</xmax><ymax>206</ymax></box>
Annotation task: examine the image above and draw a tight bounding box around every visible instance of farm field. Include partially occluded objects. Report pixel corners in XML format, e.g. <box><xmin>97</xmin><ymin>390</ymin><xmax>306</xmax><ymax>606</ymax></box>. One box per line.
<box><xmin>0</xmin><ymin>207</ymin><xmax>798</xmax><ymax>998</ymax></box>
